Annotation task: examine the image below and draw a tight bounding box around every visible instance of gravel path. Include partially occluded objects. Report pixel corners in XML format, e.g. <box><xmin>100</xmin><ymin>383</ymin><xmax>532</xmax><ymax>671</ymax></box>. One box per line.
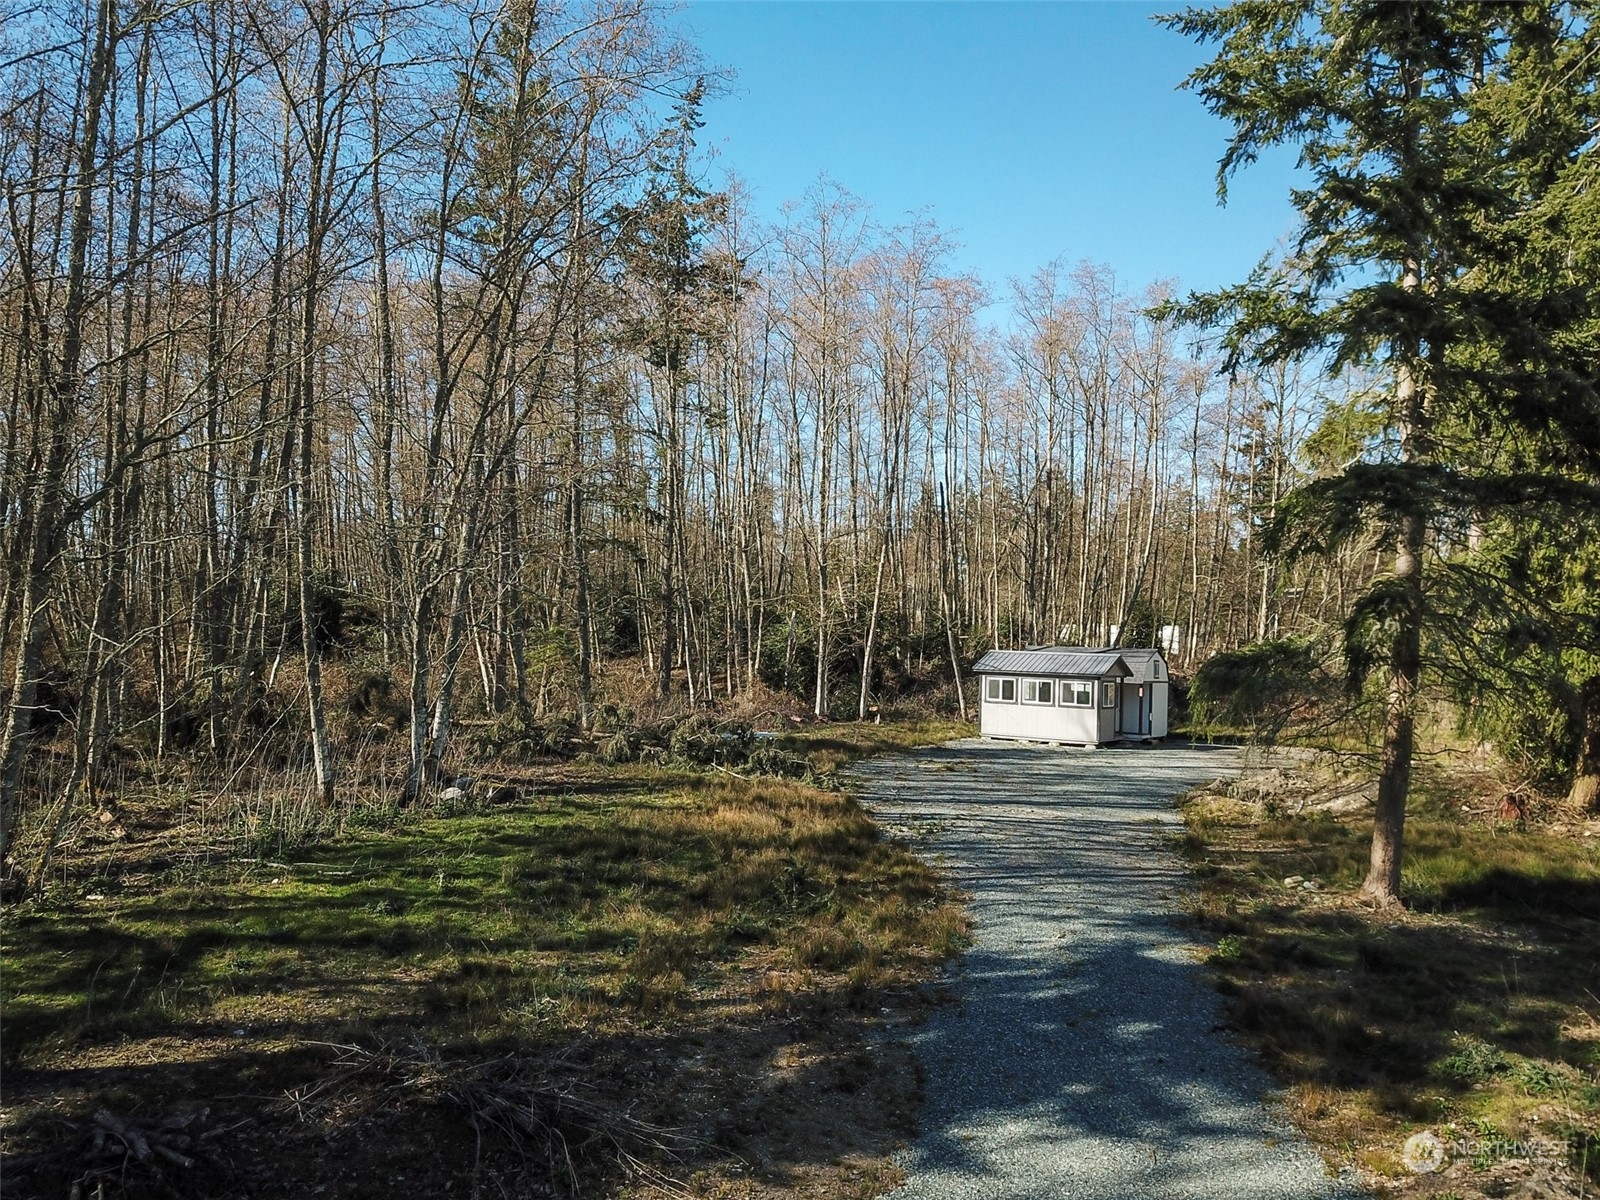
<box><xmin>851</xmin><ymin>738</ymin><xmax>1363</xmax><ymax>1200</ymax></box>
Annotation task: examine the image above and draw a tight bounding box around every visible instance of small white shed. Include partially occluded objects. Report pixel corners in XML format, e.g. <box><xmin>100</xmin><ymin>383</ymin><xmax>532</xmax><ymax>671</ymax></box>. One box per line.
<box><xmin>972</xmin><ymin>646</ymin><xmax>1170</xmax><ymax>746</ymax></box>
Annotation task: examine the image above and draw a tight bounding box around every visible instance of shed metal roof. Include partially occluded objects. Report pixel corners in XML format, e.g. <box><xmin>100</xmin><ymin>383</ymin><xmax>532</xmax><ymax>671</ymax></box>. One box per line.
<box><xmin>1112</xmin><ymin>650</ymin><xmax>1165</xmax><ymax>682</ymax></box>
<box><xmin>1030</xmin><ymin>645</ymin><xmax>1165</xmax><ymax>660</ymax></box>
<box><xmin>971</xmin><ymin>649</ymin><xmax>1131</xmax><ymax>678</ymax></box>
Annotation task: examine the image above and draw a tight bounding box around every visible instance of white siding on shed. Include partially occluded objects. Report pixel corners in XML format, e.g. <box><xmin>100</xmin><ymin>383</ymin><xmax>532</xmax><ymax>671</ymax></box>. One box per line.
<box><xmin>973</xmin><ymin>646</ymin><xmax>1169</xmax><ymax>745</ymax></box>
<box><xmin>980</xmin><ymin>676</ymin><xmax>1113</xmax><ymax>744</ymax></box>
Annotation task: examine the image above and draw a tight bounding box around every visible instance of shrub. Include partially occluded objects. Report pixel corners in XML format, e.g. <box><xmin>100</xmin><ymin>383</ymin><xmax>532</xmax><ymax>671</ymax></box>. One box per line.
<box><xmin>745</xmin><ymin>746</ymin><xmax>811</xmax><ymax>780</ymax></box>
<box><xmin>337</xmin><ymin>669</ymin><xmax>406</xmax><ymax>742</ymax></box>
<box><xmin>471</xmin><ymin>707</ymin><xmax>580</xmax><ymax>761</ymax></box>
<box><xmin>597</xmin><ymin>729</ymin><xmax>642</xmax><ymax>766</ymax></box>
<box><xmin>1191</xmin><ymin>639</ymin><xmax>1334</xmax><ymax>740</ymax></box>
<box><xmin>1437</xmin><ymin>1037</ymin><xmax>1511</xmax><ymax>1084</ymax></box>
<box><xmin>665</xmin><ymin>715</ymin><xmax>753</xmax><ymax>767</ymax></box>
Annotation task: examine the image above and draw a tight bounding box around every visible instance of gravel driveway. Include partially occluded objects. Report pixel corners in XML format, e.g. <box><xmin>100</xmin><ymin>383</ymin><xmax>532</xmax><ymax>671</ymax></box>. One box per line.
<box><xmin>851</xmin><ymin>739</ymin><xmax>1362</xmax><ymax>1200</ymax></box>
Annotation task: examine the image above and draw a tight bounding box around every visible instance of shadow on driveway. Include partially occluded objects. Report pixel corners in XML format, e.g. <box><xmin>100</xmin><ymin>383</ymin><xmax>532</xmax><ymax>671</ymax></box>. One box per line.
<box><xmin>852</xmin><ymin>740</ymin><xmax>1363</xmax><ymax>1200</ymax></box>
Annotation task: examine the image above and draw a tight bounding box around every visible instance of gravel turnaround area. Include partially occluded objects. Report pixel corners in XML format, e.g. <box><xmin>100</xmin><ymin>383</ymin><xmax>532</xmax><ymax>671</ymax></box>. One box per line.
<box><xmin>851</xmin><ymin>739</ymin><xmax>1363</xmax><ymax>1200</ymax></box>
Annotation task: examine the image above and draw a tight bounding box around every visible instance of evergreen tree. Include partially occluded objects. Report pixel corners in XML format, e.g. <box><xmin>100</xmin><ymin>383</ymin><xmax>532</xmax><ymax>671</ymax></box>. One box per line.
<box><xmin>1436</xmin><ymin>525</ymin><xmax>1600</xmax><ymax>798</ymax></box>
<box><xmin>1443</xmin><ymin>11</ymin><xmax>1600</xmax><ymax>809</ymax></box>
<box><xmin>1162</xmin><ymin>2</ymin><xmax>1600</xmax><ymax>904</ymax></box>
<box><xmin>614</xmin><ymin>81</ymin><xmax>736</xmax><ymax>701</ymax></box>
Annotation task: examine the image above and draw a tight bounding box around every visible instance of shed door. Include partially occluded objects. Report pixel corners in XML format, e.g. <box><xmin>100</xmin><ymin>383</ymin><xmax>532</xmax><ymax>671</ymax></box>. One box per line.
<box><xmin>1119</xmin><ymin>683</ymin><xmax>1147</xmax><ymax>736</ymax></box>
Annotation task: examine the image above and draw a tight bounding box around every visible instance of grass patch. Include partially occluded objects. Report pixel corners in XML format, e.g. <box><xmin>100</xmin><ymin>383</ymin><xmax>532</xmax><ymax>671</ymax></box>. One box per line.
<box><xmin>4</xmin><ymin>770</ymin><xmax>961</xmax><ymax>1053</ymax></box>
<box><xmin>776</xmin><ymin>718</ymin><xmax>976</xmax><ymax>775</ymax></box>
<box><xmin>1179</xmin><ymin>782</ymin><xmax>1600</xmax><ymax>1195</ymax></box>
<box><xmin>2</xmin><ymin>754</ymin><xmax>969</xmax><ymax>1198</ymax></box>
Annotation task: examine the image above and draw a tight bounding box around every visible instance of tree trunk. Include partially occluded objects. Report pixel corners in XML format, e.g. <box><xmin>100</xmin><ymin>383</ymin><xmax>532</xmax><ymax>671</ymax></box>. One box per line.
<box><xmin>292</xmin><ymin>1</ymin><xmax>338</xmax><ymax>808</ymax></box>
<box><xmin>424</xmin><ymin>526</ymin><xmax>475</xmax><ymax>785</ymax></box>
<box><xmin>1362</xmin><ymin>255</ymin><xmax>1425</xmax><ymax>908</ymax></box>
<box><xmin>0</xmin><ymin>0</ymin><xmax>114</xmax><ymax>859</ymax></box>
<box><xmin>857</xmin><ymin>541</ymin><xmax>888</xmax><ymax>720</ymax></box>
<box><xmin>570</xmin><ymin>317</ymin><xmax>594</xmax><ymax>730</ymax></box>
<box><xmin>1569</xmin><ymin>674</ymin><xmax>1600</xmax><ymax>811</ymax></box>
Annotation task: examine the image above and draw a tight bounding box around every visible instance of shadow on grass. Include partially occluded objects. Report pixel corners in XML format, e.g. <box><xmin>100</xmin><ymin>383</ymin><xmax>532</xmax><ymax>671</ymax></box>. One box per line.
<box><xmin>2</xmin><ymin>769</ymin><xmax>965</xmax><ymax>1197</ymax></box>
<box><xmin>1</xmin><ymin>972</ymin><xmax>927</xmax><ymax>1200</ymax></box>
<box><xmin>1432</xmin><ymin>870</ymin><xmax>1600</xmax><ymax>923</ymax></box>
<box><xmin>1184</xmin><ymin>799</ymin><xmax>1600</xmax><ymax>1182</ymax></box>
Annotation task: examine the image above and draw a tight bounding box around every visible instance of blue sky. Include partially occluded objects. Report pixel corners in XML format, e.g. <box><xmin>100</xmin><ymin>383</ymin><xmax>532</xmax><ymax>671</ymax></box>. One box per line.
<box><xmin>674</xmin><ymin>1</ymin><xmax>1303</xmax><ymax>307</ymax></box>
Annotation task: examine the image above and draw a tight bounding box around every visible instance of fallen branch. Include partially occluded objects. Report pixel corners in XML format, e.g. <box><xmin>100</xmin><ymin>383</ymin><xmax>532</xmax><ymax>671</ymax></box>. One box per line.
<box><xmin>290</xmin><ymin>1039</ymin><xmax>701</xmax><ymax>1196</ymax></box>
<box><xmin>93</xmin><ymin>1109</ymin><xmax>153</xmax><ymax>1163</ymax></box>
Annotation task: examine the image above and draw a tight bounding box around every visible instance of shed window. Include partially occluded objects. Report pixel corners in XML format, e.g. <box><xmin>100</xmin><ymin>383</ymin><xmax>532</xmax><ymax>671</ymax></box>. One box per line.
<box><xmin>1101</xmin><ymin>681</ymin><xmax>1117</xmax><ymax>708</ymax></box>
<box><xmin>1022</xmin><ymin>679</ymin><xmax>1054</xmax><ymax>705</ymax></box>
<box><xmin>985</xmin><ymin>676</ymin><xmax>1016</xmax><ymax>703</ymax></box>
<box><xmin>1059</xmin><ymin>681</ymin><xmax>1093</xmax><ymax>707</ymax></box>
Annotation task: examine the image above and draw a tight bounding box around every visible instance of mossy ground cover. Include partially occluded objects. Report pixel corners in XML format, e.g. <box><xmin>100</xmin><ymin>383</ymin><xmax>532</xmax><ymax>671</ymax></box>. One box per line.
<box><xmin>1180</xmin><ymin>761</ymin><xmax>1600</xmax><ymax>1198</ymax></box>
<box><xmin>1</xmin><ymin>743</ymin><xmax>969</xmax><ymax>1199</ymax></box>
